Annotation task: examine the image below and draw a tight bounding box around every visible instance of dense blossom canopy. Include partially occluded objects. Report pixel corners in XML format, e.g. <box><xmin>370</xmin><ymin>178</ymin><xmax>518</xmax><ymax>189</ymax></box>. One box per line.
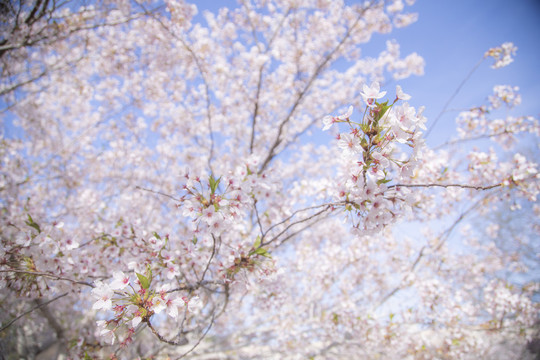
<box><xmin>0</xmin><ymin>0</ymin><xmax>538</xmax><ymax>359</ymax></box>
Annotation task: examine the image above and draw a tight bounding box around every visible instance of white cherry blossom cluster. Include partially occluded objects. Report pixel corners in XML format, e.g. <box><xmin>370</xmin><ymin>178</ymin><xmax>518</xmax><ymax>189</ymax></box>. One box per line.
<box><xmin>456</xmin><ymin>85</ymin><xmax>539</xmax><ymax>149</ymax></box>
<box><xmin>91</xmin><ymin>269</ymin><xmax>200</xmax><ymax>345</ymax></box>
<box><xmin>484</xmin><ymin>42</ymin><xmax>518</xmax><ymax>69</ymax></box>
<box><xmin>323</xmin><ymin>83</ymin><xmax>425</xmax><ymax>232</ymax></box>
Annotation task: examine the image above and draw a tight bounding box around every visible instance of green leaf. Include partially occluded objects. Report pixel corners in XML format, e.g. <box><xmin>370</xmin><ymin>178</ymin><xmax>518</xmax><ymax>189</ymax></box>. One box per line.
<box><xmin>25</xmin><ymin>214</ymin><xmax>41</xmax><ymax>234</ymax></box>
<box><xmin>146</xmin><ymin>264</ymin><xmax>153</xmax><ymax>284</ymax></box>
<box><xmin>208</xmin><ymin>174</ymin><xmax>221</xmax><ymax>195</ymax></box>
<box><xmin>192</xmin><ymin>236</ymin><xmax>198</xmax><ymax>245</ymax></box>
<box><xmin>254</xmin><ymin>247</ymin><xmax>271</xmax><ymax>258</ymax></box>
<box><xmin>375</xmin><ymin>100</ymin><xmax>390</xmax><ymax>122</ymax></box>
<box><xmin>332</xmin><ymin>313</ymin><xmax>339</xmax><ymax>325</ymax></box>
<box><xmin>136</xmin><ymin>272</ymin><xmax>150</xmax><ymax>289</ymax></box>
<box><xmin>253</xmin><ymin>235</ymin><xmax>261</xmax><ymax>249</ymax></box>
<box><xmin>153</xmin><ymin>231</ymin><xmax>161</xmax><ymax>239</ymax></box>
<box><xmin>377</xmin><ymin>177</ymin><xmax>392</xmax><ymax>185</ymax></box>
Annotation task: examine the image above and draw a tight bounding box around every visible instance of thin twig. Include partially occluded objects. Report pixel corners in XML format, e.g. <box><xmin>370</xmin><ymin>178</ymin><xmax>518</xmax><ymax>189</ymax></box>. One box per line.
<box><xmin>261</xmin><ymin>205</ymin><xmax>332</xmax><ymax>247</ymax></box>
<box><xmin>424</xmin><ymin>57</ymin><xmax>485</xmax><ymax>138</ymax></box>
<box><xmin>388</xmin><ymin>183</ymin><xmax>501</xmax><ymax>191</ymax></box>
<box><xmin>135</xmin><ymin>186</ymin><xmax>183</xmax><ymax>202</ymax></box>
<box><xmin>166</xmin><ymin>280</ymin><xmax>225</xmax><ymax>294</ymax></box>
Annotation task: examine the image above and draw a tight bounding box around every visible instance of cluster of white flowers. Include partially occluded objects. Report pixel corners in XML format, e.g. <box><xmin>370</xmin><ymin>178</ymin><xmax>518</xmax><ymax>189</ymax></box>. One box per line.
<box><xmin>323</xmin><ymin>83</ymin><xmax>425</xmax><ymax>232</ymax></box>
<box><xmin>485</xmin><ymin>42</ymin><xmax>518</xmax><ymax>69</ymax></box>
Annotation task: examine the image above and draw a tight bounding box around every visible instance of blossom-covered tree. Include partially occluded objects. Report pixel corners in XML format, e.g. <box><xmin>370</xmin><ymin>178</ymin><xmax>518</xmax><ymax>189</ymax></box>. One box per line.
<box><xmin>0</xmin><ymin>0</ymin><xmax>538</xmax><ymax>359</ymax></box>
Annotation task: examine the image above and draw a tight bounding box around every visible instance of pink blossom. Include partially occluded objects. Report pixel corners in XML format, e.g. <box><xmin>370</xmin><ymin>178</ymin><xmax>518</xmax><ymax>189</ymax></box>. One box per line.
<box><xmin>109</xmin><ymin>271</ymin><xmax>130</xmax><ymax>290</ymax></box>
<box><xmin>322</xmin><ymin>105</ymin><xmax>353</xmax><ymax>131</ymax></box>
<box><xmin>338</xmin><ymin>133</ymin><xmax>362</xmax><ymax>157</ymax></box>
<box><xmin>361</xmin><ymin>82</ymin><xmax>387</xmax><ymax>107</ymax></box>
<box><xmin>92</xmin><ymin>281</ymin><xmax>114</xmax><ymax>311</ymax></box>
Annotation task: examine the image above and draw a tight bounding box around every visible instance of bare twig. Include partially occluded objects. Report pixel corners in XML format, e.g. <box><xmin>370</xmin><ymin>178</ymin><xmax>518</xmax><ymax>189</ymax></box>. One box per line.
<box><xmin>136</xmin><ymin>185</ymin><xmax>183</xmax><ymax>202</ymax></box>
<box><xmin>261</xmin><ymin>205</ymin><xmax>332</xmax><ymax>247</ymax></box>
<box><xmin>424</xmin><ymin>57</ymin><xmax>485</xmax><ymax>138</ymax></box>
<box><xmin>389</xmin><ymin>182</ymin><xmax>501</xmax><ymax>191</ymax></box>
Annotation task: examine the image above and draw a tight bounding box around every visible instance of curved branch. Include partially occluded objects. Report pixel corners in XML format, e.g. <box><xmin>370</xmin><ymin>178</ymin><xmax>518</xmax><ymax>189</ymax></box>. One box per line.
<box><xmin>200</xmin><ymin>235</ymin><xmax>217</xmax><ymax>282</ymax></box>
<box><xmin>177</xmin><ymin>312</ymin><xmax>216</xmax><ymax>359</ymax></box>
<box><xmin>146</xmin><ymin>319</ymin><xmax>188</xmax><ymax>346</ymax></box>
<box><xmin>260</xmin><ymin>202</ymin><xmax>338</xmax><ymax>245</ymax></box>
<box><xmin>0</xmin><ymin>292</ymin><xmax>68</xmax><ymax>333</ymax></box>
<box><xmin>0</xmin><ymin>269</ymin><xmax>94</xmax><ymax>287</ymax></box>
<box><xmin>261</xmin><ymin>205</ymin><xmax>333</xmax><ymax>247</ymax></box>
<box><xmin>166</xmin><ymin>280</ymin><xmax>225</xmax><ymax>294</ymax></box>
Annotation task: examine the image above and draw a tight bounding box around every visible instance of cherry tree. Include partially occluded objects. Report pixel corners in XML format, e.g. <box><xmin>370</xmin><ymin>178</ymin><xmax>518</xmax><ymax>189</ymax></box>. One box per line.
<box><xmin>0</xmin><ymin>0</ymin><xmax>538</xmax><ymax>359</ymax></box>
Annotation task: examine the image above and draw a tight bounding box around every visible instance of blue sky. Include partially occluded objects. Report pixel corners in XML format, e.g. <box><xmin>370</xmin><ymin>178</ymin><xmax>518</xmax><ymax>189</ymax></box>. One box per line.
<box><xmin>365</xmin><ymin>0</ymin><xmax>540</xmax><ymax>146</ymax></box>
<box><xmin>194</xmin><ymin>0</ymin><xmax>540</xmax><ymax>147</ymax></box>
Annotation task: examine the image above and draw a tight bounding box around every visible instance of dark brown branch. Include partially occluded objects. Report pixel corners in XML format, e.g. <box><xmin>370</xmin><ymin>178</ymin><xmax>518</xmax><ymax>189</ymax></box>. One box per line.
<box><xmin>245</xmin><ymin>6</ymin><xmax>291</xmax><ymax>154</ymax></box>
<box><xmin>276</xmin><ymin>212</ymin><xmax>332</xmax><ymax>247</ymax></box>
<box><xmin>249</xmin><ymin>66</ymin><xmax>264</xmax><ymax>154</ymax></box>
<box><xmin>262</xmin><ymin>202</ymin><xmax>338</xmax><ymax>242</ymax></box>
<box><xmin>434</xmin><ymin>129</ymin><xmax>522</xmax><ymax>150</ymax></box>
<box><xmin>252</xmin><ymin>200</ymin><xmax>265</xmax><ymax>236</ymax></box>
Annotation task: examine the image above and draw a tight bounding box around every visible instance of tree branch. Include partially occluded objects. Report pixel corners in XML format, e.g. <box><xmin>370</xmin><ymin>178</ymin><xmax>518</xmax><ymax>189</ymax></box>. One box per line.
<box><xmin>258</xmin><ymin>1</ymin><xmax>376</xmax><ymax>173</ymax></box>
<box><xmin>389</xmin><ymin>182</ymin><xmax>502</xmax><ymax>191</ymax></box>
<box><xmin>0</xmin><ymin>292</ymin><xmax>68</xmax><ymax>333</ymax></box>
<box><xmin>0</xmin><ymin>269</ymin><xmax>94</xmax><ymax>287</ymax></box>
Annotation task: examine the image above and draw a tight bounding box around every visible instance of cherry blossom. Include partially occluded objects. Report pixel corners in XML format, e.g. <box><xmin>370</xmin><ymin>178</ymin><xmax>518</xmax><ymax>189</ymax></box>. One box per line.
<box><xmin>91</xmin><ymin>281</ymin><xmax>114</xmax><ymax>311</ymax></box>
<box><xmin>485</xmin><ymin>42</ymin><xmax>518</xmax><ymax>69</ymax></box>
<box><xmin>109</xmin><ymin>270</ymin><xmax>130</xmax><ymax>290</ymax></box>
<box><xmin>361</xmin><ymin>82</ymin><xmax>388</xmax><ymax>107</ymax></box>
<box><xmin>322</xmin><ymin>105</ymin><xmax>353</xmax><ymax>131</ymax></box>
